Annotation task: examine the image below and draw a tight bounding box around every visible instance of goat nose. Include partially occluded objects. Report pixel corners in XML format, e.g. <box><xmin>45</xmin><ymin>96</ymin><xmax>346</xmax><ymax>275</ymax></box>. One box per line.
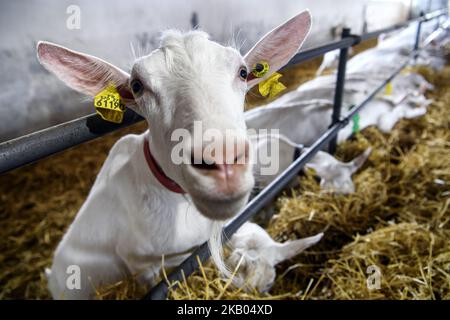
<box><xmin>190</xmin><ymin>140</ymin><xmax>250</xmax><ymax>183</ymax></box>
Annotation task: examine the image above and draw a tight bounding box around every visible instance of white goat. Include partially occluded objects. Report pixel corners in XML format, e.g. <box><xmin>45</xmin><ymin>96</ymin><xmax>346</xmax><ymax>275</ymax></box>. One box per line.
<box><xmin>246</xmin><ymin>90</ymin><xmax>432</xmax><ymax>149</ymax></box>
<box><xmin>37</xmin><ymin>11</ymin><xmax>313</xmax><ymax>299</ymax></box>
<box><xmin>246</xmin><ymin>100</ymin><xmax>334</xmax><ymax>147</ymax></box>
<box><xmin>228</xmin><ymin>222</ymin><xmax>323</xmax><ymax>293</ymax></box>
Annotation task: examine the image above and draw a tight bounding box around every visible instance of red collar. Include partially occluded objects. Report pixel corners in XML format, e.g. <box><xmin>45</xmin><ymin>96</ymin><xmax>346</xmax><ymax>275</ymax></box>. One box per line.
<box><xmin>143</xmin><ymin>138</ymin><xmax>186</xmax><ymax>194</ymax></box>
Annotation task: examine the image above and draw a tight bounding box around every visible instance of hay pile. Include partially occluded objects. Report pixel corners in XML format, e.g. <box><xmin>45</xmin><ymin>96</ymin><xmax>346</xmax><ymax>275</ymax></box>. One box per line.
<box><xmin>0</xmin><ymin>122</ymin><xmax>146</xmax><ymax>299</ymax></box>
<box><xmin>0</xmin><ymin>39</ymin><xmax>448</xmax><ymax>299</ymax></box>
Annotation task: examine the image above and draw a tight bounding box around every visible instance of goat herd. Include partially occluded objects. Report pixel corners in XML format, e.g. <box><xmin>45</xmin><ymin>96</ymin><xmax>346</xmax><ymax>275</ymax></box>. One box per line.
<box><xmin>35</xmin><ymin>10</ymin><xmax>448</xmax><ymax>299</ymax></box>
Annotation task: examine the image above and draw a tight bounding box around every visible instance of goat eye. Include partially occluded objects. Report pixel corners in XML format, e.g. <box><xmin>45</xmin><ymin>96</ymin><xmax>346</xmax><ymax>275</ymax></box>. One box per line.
<box><xmin>239</xmin><ymin>67</ymin><xmax>248</xmax><ymax>80</ymax></box>
<box><xmin>130</xmin><ymin>79</ymin><xmax>144</xmax><ymax>96</ymax></box>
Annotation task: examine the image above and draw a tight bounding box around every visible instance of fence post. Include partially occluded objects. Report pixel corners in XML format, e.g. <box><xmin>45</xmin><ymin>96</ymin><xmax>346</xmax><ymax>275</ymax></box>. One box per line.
<box><xmin>414</xmin><ymin>11</ymin><xmax>424</xmax><ymax>59</ymax></box>
<box><xmin>329</xmin><ymin>28</ymin><xmax>350</xmax><ymax>154</ymax></box>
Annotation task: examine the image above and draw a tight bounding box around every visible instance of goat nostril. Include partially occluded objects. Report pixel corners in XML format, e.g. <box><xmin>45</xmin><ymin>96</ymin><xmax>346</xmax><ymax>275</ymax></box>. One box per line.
<box><xmin>192</xmin><ymin>162</ymin><xmax>218</xmax><ymax>171</ymax></box>
<box><xmin>234</xmin><ymin>143</ymin><xmax>250</xmax><ymax>164</ymax></box>
<box><xmin>190</xmin><ymin>155</ymin><xmax>218</xmax><ymax>171</ymax></box>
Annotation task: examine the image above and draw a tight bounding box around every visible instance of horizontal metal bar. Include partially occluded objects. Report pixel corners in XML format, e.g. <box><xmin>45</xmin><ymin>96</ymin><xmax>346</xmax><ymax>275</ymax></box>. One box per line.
<box><xmin>285</xmin><ymin>38</ymin><xmax>354</xmax><ymax>67</ymax></box>
<box><xmin>0</xmin><ymin>110</ymin><xmax>143</xmax><ymax>174</ymax></box>
<box><xmin>329</xmin><ymin>28</ymin><xmax>351</xmax><ymax>155</ymax></box>
<box><xmin>0</xmin><ymin>8</ymin><xmax>446</xmax><ymax>175</ymax></box>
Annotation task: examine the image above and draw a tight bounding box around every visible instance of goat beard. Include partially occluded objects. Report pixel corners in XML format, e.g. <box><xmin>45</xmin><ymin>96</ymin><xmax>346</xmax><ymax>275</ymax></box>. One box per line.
<box><xmin>208</xmin><ymin>221</ymin><xmax>233</xmax><ymax>279</ymax></box>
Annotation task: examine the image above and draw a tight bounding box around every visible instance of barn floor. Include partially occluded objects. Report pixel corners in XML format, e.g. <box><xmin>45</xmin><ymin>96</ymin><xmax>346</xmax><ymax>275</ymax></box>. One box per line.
<box><xmin>0</xmin><ymin>40</ymin><xmax>448</xmax><ymax>300</ymax></box>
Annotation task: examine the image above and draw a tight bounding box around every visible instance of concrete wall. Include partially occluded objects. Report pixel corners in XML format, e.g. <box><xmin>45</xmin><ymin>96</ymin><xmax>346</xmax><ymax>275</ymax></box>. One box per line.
<box><xmin>0</xmin><ymin>0</ymin><xmax>436</xmax><ymax>142</ymax></box>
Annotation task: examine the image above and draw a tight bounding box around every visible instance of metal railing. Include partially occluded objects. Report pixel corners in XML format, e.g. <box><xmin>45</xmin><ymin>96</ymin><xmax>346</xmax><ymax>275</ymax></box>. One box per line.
<box><xmin>0</xmin><ymin>7</ymin><xmax>447</xmax><ymax>300</ymax></box>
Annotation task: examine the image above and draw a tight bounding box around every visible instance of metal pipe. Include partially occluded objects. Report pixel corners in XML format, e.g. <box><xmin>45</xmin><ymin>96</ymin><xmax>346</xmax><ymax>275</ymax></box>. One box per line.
<box><xmin>0</xmin><ymin>110</ymin><xmax>143</xmax><ymax>174</ymax></box>
<box><xmin>329</xmin><ymin>28</ymin><xmax>350</xmax><ymax>154</ymax></box>
<box><xmin>414</xmin><ymin>12</ymin><xmax>424</xmax><ymax>59</ymax></box>
<box><xmin>284</xmin><ymin>38</ymin><xmax>354</xmax><ymax>68</ymax></box>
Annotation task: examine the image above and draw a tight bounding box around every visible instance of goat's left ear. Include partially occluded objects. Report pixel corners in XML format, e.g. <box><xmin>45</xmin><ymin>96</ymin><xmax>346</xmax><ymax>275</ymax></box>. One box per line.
<box><xmin>37</xmin><ymin>41</ymin><xmax>141</xmax><ymax>115</ymax></box>
<box><xmin>244</xmin><ymin>10</ymin><xmax>312</xmax><ymax>88</ymax></box>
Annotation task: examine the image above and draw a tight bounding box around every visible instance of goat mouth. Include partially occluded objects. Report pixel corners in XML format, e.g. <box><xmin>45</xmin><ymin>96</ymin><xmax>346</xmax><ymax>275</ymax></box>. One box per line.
<box><xmin>191</xmin><ymin>191</ymin><xmax>251</xmax><ymax>220</ymax></box>
<box><xmin>194</xmin><ymin>189</ymin><xmax>249</xmax><ymax>204</ymax></box>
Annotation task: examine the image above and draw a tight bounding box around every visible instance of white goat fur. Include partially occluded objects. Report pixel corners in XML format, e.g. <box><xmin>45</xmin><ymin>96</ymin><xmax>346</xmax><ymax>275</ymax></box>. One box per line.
<box><xmin>249</xmin><ymin>133</ymin><xmax>371</xmax><ymax>194</ymax></box>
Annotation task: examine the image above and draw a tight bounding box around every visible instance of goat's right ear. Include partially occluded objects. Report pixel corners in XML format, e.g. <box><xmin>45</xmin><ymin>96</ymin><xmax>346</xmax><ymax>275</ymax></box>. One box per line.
<box><xmin>348</xmin><ymin>147</ymin><xmax>372</xmax><ymax>174</ymax></box>
<box><xmin>37</xmin><ymin>41</ymin><xmax>141</xmax><ymax>115</ymax></box>
<box><xmin>244</xmin><ymin>10</ymin><xmax>312</xmax><ymax>88</ymax></box>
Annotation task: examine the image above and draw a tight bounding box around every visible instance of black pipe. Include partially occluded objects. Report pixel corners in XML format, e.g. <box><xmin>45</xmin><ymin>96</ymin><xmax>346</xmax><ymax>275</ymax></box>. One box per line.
<box><xmin>329</xmin><ymin>28</ymin><xmax>350</xmax><ymax>154</ymax></box>
<box><xmin>414</xmin><ymin>12</ymin><xmax>424</xmax><ymax>59</ymax></box>
<box><xmin>0</xmin><ymin>110</ymin><xmax>143</xmax><ymax>174</ymax></box>
<box><xmin>284</xmin><ymin>38</ymin><xmax>354</xmax><ymax>68</ymax></box>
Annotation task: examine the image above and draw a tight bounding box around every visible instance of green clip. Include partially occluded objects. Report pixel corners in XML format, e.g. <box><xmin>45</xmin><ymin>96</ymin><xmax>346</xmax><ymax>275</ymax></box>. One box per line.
<box><xmin>352</xmin><ymin>114</ymin><xmax>360</xmax><ymax>133</ymax></box>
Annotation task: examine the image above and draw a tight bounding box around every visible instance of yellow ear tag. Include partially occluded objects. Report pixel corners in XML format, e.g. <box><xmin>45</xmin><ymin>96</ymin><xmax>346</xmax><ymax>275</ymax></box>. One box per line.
<box><xmin>258</xmin><ymin>72</ymin><xmax>287</xmax><ymax>99</ymax></box>
<box><xmin>252</xmin><ymin>61</ymin><xmax>270</xmax><ymax>78</ymax></box>
<box><xmin>94</xmin><ymin>85</ymin><xmax>126</xmax><ymax>124</ymax></box>
<box><xmin>385</xmin><ymin>82</ymin><xmax>393</xmax><ymax>96</ymax></box>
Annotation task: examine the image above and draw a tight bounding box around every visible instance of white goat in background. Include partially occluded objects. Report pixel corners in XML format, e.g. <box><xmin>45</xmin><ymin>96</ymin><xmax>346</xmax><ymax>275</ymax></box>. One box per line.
<box><xmin>250</xmin><ymin>133</ymin><xmax>371</xmax><ymax>194</ymax></box>
<box><xmin>245</xmin><ymin>23</ymin><xmax>440</xmax><ymax>147</ymax></box>
<box><xmin>228</xmin><ymin>222</ymin><xmax>323</xmax><ymax>293</ymax></box>
<box><xmin>37</xmin><ymin>11</ymin><xmax>313</xmax><ymax>299</ymax></box>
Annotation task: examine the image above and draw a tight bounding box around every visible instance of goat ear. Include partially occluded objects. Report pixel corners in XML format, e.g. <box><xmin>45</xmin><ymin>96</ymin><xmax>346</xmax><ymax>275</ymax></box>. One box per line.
<box><xmin>348</xmin><ymin>147</ymin><xmax>372</xmax><ymax>174</ymax></box>
<box><xmin>244</xmin><ymin>10</ymin><xmax>312</xmax><ymax>88</ymax></box>
<box><xmin>37</xmin><ymin>41</ymin><xmax>139</xmax><ymax>113</ymax></box>
<box><xmin>267</xmin><ymin>233</ymin><xmax>323</xmax><ymax>266</ymax></box>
